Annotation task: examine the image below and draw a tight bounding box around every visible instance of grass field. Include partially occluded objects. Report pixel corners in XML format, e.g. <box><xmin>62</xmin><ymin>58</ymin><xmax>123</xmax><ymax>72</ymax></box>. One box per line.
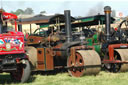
<box><xmin>0</xmin><ymin>71</ymin><xmax>128</xmax><ymax>85</ymax></box>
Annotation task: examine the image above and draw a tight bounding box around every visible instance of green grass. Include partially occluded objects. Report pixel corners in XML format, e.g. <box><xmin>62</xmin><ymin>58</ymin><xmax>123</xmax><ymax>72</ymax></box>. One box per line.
<box><xmin>0</xmin><ymin>71</ymin><xmax>128</xmax><ymax>85</ymax></box>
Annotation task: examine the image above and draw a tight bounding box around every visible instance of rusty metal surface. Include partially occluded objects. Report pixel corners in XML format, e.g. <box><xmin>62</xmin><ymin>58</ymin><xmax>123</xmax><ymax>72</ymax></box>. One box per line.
<box><xmin>67</xmin><ymin>50</ymin><xmax>101</xmax><ymax>77</ymax></box>
<box><xmin>37</xmin><ymin>48</ymin><xmax>45</xmax><ymax>70</ymax></box>
<box><xmin>45</xmin><ymin>48</ymin><xmax>54</xmax><ymax>70</ymax></box>
<box><xmin>25</xmin><ymin>46</ymin><xmax>37</xmax><ymax>69</ymax></box>
<box><xmin>36</xmin><ymin>48</ymin><xmax>54</xmax><ymax>71</ymax></box>
<box><xmin>115</xmin><ymin>49</ymin><xmax>128</xmax><ymax>72</ymax></box>
<box><xmin>26</xmin><ymin>36</ymin><xmax>44</xmax><ymax>45</ymax></box>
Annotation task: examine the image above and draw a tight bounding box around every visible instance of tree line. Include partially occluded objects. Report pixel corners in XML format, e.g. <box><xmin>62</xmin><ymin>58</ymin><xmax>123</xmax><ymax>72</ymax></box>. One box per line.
<box><xmin>10</xmin><ymin>8</ymin><xmax>34</xmax><ymax>15</ymax></box>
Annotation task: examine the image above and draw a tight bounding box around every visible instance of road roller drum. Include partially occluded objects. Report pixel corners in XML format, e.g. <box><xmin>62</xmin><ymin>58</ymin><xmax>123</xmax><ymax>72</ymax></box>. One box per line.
<box><xmin>115</xmin><ymin>49</ymin><xmax>128</xmax><ymax>72</ymax></box>
<box><xmin>67</xmin><ymin>50</ymin><xmax>101</xmax><ymax>77</ymax></box>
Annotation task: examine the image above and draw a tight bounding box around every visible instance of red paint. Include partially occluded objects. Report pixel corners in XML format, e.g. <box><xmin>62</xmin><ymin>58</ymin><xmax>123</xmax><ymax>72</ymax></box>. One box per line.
<box><xmin>108</xmin><ymin>44</ymin><xmax>128</xmax><ymax>60</ymax></box>
<box><xmin>0</xmin><ymin>31</ymin><xmax>25</xmax><ymax>55</ymax></box>
<box><xmin>2</xmin><ymin>12</ymin><xmax>18</xmax><ymax>32</ymax></box>
<box><xmin>114</xmin><ymin>28</ymin><xmax>118</xmax><ymax>31</ymax></box>
<box><xmin>0</xmin><ymin>12</ymin><xmax>24</xmax><ymax>55</ymax></box>
<box><xmin>3</xmin><ymin>12</ymin><xmax>17</xmax><ymax>19</ymax></box>
<box><xmin>102</xmin><ymin>60</ymin><xmax>128</xmax><ymax>64</ymax></box>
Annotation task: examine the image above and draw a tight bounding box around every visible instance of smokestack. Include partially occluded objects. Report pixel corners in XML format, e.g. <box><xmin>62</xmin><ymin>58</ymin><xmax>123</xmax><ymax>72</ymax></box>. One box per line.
<box><xmin>104</xmin><ymin>6</ymin><xmax>111</xmax><ymax>41</ymax></box>
<box><xmin>64</xmin><ymin>10</ymin><xmax>72</xmax><ymax>42</ymax></box>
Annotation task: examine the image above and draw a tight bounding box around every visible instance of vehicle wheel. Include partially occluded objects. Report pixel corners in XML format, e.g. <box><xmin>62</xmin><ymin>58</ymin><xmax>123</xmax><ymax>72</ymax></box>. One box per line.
<box><xmin>104</xmin><ymin>52</ymin><xmax>121</xmax><ymax>72</ymax></box>
<box><xmin>67</xmin><ymin>50</ymin><xmax>101</xmax><ymax>77</ymax></box>
<box><xmin>10</xmin><ymin>60</ymin><xmax>31</xmax><ymax>83</ymax></box>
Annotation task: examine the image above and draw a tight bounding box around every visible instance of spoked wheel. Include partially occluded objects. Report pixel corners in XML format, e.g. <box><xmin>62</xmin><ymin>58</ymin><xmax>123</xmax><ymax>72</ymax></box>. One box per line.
<box><xmin>67</xmin><ymin>50</ymin><xmax>101</xmax><ymax>77</ymax></box>
<box><xmin>67</xmin><ymin>52</ymin><xmax>85</xmax><ymax>77</ymax></box>
<box><xmin>10</xmin><ymin>60</ymin><xmax>31</xmax><ymax>83</ymax></box>
<box><xmin>104</xmin><ymin>52</ymin><xmax>121</xmax><ymax>73</ymax></box>
<box><xmin>104</xmin><ymin>49</ymin><xmax>128</xmax><ymax>72</ymax></box>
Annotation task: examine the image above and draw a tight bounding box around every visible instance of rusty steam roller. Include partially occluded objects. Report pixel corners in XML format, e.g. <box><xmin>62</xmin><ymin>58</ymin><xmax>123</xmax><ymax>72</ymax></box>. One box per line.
<box><xmin>65</xmin><ymin>10</ymin><xmax>101</xmax><ymax>76</ymax></box>
<box><xmin>22</xmin><ymin>10</ymin><xmax>101</xmax><ymax>77</ymax></box>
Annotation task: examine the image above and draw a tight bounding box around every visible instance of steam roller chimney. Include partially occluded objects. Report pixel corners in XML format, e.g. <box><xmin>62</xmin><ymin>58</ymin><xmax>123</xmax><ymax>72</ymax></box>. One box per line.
<box><xmin>64</xmin><ymin>10</ymin><xmax>72</xmax><ymax>42</ymax></box>
<box><xmin>104</xmin><ymin>6</ymin><xmax>111</xmax><ymax>42</ymax></box>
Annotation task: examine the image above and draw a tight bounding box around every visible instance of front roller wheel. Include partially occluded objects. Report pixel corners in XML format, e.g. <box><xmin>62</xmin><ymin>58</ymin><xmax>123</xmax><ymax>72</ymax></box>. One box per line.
<box><xmin>104</xmin><ymin>52</ymin><xmax>121</xmax><ymax>72</ymax></box>
<box><xmin>10</xmin><ymin>60</ymin><xmax>31</xmax><ymax>83</ymax></box>
<box><xmin>115</xmin><ymin>49</ymin><xmax>128</xmax><ymax>72</ymax></box>
<box><xmin>67</xmin><ymin>50</ymin><xmax>101</xmax><ymax>77</ymax></box>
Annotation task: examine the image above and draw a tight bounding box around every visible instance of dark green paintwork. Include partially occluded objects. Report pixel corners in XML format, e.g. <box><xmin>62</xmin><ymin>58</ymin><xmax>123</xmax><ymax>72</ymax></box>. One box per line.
<box><xmin>40</xmin><ymin>25</ymin><xmax>49</xmax><ymax>28</ymax></box>
<box><xmin>86</xmin><ymin>34</ymin><xmax>101</xmax><ymax>54</ymax></box>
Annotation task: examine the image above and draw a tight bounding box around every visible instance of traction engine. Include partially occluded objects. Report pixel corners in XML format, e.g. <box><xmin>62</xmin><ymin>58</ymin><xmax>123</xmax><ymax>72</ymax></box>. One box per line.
<box><xmin>98</xmin><ymin>6</ymin><xmax>128</xmax><ymax>72</ymax></box>
<box><xmin>0</xmin><ymin>9</ymin><xmax>31</xmax><ymax>83</ymax></box>
<box><xmin>25</xmin><ymin>10</ymin><xmax>101</xmax><ymax>77</ymax></box>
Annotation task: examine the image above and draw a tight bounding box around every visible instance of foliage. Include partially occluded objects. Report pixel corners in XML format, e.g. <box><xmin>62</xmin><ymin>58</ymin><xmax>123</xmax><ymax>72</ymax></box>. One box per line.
<box><xmin>24</xmin><ymin>8</ymin><xmax>34</xmax><ymax>15</ymax></box>
<box><xmin>40</xmin><ymin>11</ymin><xmax>46</xmax><ymax>14</ymax></box>
<box><xmin>10</xmin><ymin>8</ymin><xmax>34</xmax><ymax>15</ymax></box>
<box><xmin>11</xmin><ymin>9</ymin><xmax>24</xmax><ymax>15</ymax></box>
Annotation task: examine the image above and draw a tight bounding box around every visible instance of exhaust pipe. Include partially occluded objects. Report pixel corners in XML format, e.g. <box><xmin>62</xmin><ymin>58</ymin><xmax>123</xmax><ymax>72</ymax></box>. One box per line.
<box><xmin>64</xmin><ymin>10</ymin><xmax>72</xmax><ymax>42</ymax></box>
<box><xmin>104</xmin><ymin>6</ymin><xmax>111</xmax><ymax>42</ymax></box>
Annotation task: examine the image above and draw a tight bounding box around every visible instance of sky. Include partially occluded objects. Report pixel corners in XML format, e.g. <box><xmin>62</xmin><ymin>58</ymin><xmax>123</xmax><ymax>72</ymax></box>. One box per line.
<box><xmin>1</xmin><ymin>0</ymin><xmax>128</xmax><ymax>17</ymax></box>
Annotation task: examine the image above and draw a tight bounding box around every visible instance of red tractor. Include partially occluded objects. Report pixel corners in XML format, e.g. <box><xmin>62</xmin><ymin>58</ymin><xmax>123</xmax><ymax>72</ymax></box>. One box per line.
<box><xmin>0</xmin><ymin>9</ymin><xmax>31</xmax><ymax>83</ymax></box>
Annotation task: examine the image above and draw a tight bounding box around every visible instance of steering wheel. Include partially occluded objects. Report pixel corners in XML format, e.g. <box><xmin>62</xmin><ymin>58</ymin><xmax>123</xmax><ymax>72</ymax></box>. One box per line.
<box><xmin>33</xmin><ymin>28</ymin><xmax>46</xmax><ymax>37</ymax></box>
<box><xmin>119</xmin><ymin>20</ymin><xmax>128</xmax><ymax>29</ymax></box>
<box><xmin>111</xmin><ymin>20</ymin><xmax>128</xmax><ymax>42</ymax></box>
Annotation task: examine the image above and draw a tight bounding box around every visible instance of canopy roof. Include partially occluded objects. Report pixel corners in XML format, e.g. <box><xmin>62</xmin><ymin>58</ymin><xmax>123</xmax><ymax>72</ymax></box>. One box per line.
<box><xmin>71</xmin><ymin>15</ymin><xmax>115</xmax><ymax>27</ymax></box>
<box><xmin>18</xmin><ymin>14</ymin><xmax>75</xmax><ymax>25</ymax></box>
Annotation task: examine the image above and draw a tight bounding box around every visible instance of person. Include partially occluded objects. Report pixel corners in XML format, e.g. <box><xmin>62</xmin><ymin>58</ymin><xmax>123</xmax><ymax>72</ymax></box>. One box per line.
<box><xmin>24</xmin><ymin>30</ymin><xmax>29</xmax><ymax>41</ymax></box>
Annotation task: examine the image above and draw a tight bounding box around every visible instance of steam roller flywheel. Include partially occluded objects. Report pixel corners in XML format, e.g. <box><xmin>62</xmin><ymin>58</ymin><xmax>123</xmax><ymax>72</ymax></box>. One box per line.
<box><xmin>115</xmin><ymin>49</ymin><xmax>128</xmax><ymax>72</ymax></box>
<box><xmin>67</xmin><ymin>50</ymin><xmax>101</xmax><ymax>77</ymax></box>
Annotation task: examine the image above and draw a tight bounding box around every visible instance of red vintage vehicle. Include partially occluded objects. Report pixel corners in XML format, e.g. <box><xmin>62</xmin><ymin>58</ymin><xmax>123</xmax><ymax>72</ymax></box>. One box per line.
<box><xmin>0</xmin><ymin>9</ymin><xmax>31</xmax><ymax>83</ymax></box>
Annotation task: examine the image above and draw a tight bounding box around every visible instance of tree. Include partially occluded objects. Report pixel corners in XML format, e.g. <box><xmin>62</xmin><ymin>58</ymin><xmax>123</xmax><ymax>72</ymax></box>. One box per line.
<box><xmin>10</xmin><ymin>9</ymin><xmax>24</xmax><ymax>15</ymax></box>
<box><xmin>15</xmin><ymin>9</ymin><xmax>24</xmax><ymax>15</ymax></box>
<box><xmin>40</xmin><ymin>11</ymin><xmax>46</xmax><ymax>14</ymax></box>
<box><xmin>24</xmin><ymin>8</ymin><xmax>34</xmax><ymax>14</ymax></box>
<box><xmin>10</xmin><ymin>7</ymin><xmax>34</xmax><ymax>15</ymax></box>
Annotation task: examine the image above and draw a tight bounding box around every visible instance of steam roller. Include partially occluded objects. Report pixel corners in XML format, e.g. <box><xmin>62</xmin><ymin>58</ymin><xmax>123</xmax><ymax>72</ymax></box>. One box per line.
<box><xmin>67</xmin><ymin>50</ymin><xmax>101</xmax><ymax>77</ymax></box>
<box><xmin>115</xmin><ymin>49</ymin><xmax>128</xmax><ymax>72</ymax></box>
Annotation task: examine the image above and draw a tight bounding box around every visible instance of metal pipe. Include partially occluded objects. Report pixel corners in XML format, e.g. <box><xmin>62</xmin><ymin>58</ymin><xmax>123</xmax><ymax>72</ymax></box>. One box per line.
<box><xmin>64</xmin><ymin>10</ymin><xmax>72</xmax><ymax>42</ymax></box>
<box><xmin>104</xmin><ymin>6</ymin><xmax>111</xmax><ymax>41</ymax></box>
